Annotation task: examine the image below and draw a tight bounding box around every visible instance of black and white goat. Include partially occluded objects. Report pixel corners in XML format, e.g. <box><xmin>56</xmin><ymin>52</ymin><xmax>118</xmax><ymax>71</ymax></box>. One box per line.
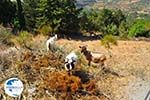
<box><xmin>46</xmin><ymin>34</ymin><xmax>57</xmax><ymax>51</ymax></box>
<box><xmin>64</xmin><ymin>52</ymin><xmax>78</xmax><ymax>74</ymax></box>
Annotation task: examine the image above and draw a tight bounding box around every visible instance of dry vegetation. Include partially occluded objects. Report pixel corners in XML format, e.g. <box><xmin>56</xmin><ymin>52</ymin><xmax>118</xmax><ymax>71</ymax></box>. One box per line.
<box><xmin>0</xmin><ymin>34</ymin><xmax>150</xmax><ymax>100</ymax></box>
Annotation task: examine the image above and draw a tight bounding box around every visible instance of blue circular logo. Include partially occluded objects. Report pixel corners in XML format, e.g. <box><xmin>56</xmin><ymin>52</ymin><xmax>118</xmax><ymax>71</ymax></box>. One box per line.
<box><xmin>4</xmin><ymin>78</ymin><xmax>24</xmax><ymax>97</ymax></box>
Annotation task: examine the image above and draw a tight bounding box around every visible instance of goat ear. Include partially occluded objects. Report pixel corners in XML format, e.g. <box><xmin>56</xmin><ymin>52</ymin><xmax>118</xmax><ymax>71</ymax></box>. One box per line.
<box><xmin>65</xmin><ymin>58</ymin><xmax>69</xmax><ymax>63</ymax></box>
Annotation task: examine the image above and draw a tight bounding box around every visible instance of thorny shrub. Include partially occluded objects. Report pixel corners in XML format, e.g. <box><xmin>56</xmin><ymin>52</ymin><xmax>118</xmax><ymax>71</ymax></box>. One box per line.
<box><xmin>41</xmin><ymin>72</ymin><xmax>82</xmax><ymax>93</ymax></box>
<box><xmin>38</xmin><ymin>71</ymin><xmax>99</xmax><ymax>99</ymax></box>
<box><xmin>15</xmin><ymin>50</ymin><xmax>64</xmax><ymax>79</ymax></box>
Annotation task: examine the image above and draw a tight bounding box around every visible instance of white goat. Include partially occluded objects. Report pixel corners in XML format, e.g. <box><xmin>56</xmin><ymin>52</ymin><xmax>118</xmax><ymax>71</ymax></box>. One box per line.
<box><xmin>64</xmin><ymin>52</ymin><xmax>78</xmax><ymax>72</ymax></box>
<box><xmin>46</xmin><ymin>34</ymin><xmax>57</xmax><ymax>51</ymax></box>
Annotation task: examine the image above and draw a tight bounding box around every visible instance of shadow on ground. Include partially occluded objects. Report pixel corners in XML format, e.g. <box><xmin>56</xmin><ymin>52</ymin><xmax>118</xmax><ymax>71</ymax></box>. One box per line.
<box><xmin>73</xmin><ymin>70</ymin><xmax>91</xmax><ymax>83</ymax></box>
<box><xmin>59</xmin><ymin>33</ymin><xmax>103</xmax><ymax>41</ymax></box>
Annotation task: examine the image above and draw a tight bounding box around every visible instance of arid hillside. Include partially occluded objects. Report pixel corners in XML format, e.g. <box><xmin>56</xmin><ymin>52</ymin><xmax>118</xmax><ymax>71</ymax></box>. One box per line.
<box><xmin>77</xmin><ymin>0</ymin><xmax>150</xmax><ymax>14</ymax></box>
<box><xmin>0</xmin><ymin>35</ymin><xmax>150</xmax><ymax>100</ymax></box>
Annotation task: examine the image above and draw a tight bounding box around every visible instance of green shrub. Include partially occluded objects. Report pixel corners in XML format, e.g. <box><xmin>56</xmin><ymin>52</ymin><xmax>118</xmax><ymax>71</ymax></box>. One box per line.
<box><xmin>128</xmin><ymin>19</ymin><xmax>150</xmax><ymax>37</ymax></box>
<box><xmin>101</xmin><ymin>34</ymin><xmax>117</xmax><ymax>57</ymax></box>
<box><xmin>0</xmin><ymin>25</ymin><xmax>13</xmax><ymax>45</ymax></box>
<box><xmin>37</xmin><ymin>25</ymin><xmax>53</xmax><ymax>36</ymax></box>
<box><xmin>101</xmin><ymin>34</ymin><xmax>117</xmax><ymax>49</ymax></box>
<box><xmin>80</xmin><ymin>8</ymin><xmax>126</xmax><ymax>36</ymax></box>
<box><xmin>12</xmin><ymin>31</ymin><xmax>33</xmax><ymax>48</ymax></box>
<box><xmin>118</xmin><ymin>21</ymin><xmax>129</xmax><ymax>39</ymax></box>
<box><xmin>106</xmin><ymin>24</ymin><xmax>118</xmax><ymax>35</ymax></box>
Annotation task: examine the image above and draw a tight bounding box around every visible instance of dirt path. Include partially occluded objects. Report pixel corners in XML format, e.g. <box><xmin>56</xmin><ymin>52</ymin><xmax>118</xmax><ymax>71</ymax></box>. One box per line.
<box><xmin>57</xmin><ymin>39</ymin><xmax>150</xmax><ymax>100</ymax></box>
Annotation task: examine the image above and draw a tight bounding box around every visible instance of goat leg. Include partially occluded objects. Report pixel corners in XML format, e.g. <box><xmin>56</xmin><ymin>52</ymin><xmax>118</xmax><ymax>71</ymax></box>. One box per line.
<box><xmin>88</xmin><ymin>61</ymin><xmax>91</xmax><ymax>66</ymax></box>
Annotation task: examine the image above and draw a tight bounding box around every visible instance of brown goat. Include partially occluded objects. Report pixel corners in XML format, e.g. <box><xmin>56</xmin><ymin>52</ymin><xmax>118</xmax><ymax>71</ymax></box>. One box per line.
<box><xmin>79</xmin><ymin>45</ymin><xmax>106</xmax><ymax>66</ymax></box>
